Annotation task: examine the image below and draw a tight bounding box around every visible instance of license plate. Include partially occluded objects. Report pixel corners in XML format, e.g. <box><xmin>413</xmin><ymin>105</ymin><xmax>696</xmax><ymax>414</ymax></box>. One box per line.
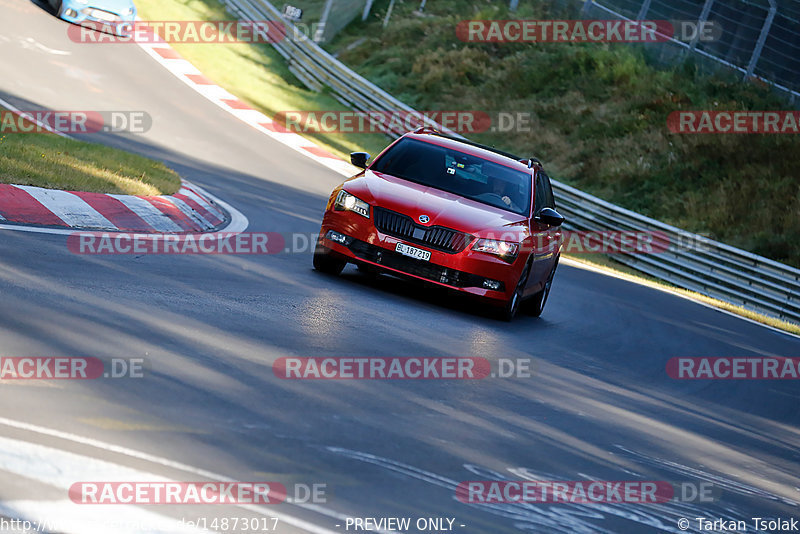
<box><xmin>396</xmin><ymin>242</ymin><xmax>431</xmax><ymax>261</ymax></box>
<box><xmin>92</xmin><ymin>9</ymin><xmax>117</xmax><ymax>21</ymax></box>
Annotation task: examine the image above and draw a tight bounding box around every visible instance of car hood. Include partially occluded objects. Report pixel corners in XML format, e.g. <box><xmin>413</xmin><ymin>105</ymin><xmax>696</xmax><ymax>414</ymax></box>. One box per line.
<box><xmin>347</xmin><ymin>170</ymin><xmax>529</xmax><ymax>235</ymax></box>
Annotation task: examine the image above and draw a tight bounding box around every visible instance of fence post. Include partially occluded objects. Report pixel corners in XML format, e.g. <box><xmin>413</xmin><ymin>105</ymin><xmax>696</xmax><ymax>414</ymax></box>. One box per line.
<box><xmin>362</xmin><ymin>0</ymin><xmax>375</xmax><ymax>21</ymax></box>
<box><xmin>745</xmin><ymin>0</ymin><xmax>777</xmax><ymax>79</ymax></box>
<box><xmin>315</xmin><ymin>0</ymin><xmax>334</xmax><ymax>42</ymax></box>
<box><xmin>689</xmin><ymin>0</ymin><xmax>714</xmax><ymax>51</ymax></box>
<box><xmin>383</xmin><ymin>0</ymin><xmax>396</xmax><ymax>27</ymax></box>
<box><xmin>637</xmin><ymin>0</ymin><xmax>652</xmax><ymax>20</ymax></box>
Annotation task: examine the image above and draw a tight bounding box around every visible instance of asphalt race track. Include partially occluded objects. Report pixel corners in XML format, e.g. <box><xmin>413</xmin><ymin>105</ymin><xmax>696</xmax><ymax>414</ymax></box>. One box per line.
<box><xmin>0</xmin><ymin>1</ymin><xmax>798</xmax><ymax>532</ymax></box>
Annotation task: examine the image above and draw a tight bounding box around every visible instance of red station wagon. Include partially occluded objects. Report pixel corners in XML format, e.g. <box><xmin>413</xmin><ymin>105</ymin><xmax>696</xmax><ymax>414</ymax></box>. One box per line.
<box><xmin>313</xmin><ymin>128</ymin><xmax>565</xmax><ymax>320</ymax></box>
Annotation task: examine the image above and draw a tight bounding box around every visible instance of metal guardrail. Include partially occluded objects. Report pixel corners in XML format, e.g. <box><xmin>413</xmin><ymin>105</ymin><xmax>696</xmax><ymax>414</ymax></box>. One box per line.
<box><xmin>222</xmin><ymin>0</ymin><xmax>800</xmax><ymax>324</ymax></box>
<box><xmin>555</xmin><ymin>182</ymin><xmax>800</xmax><ymax>322</ymax></box>
<box><xmin>224</xmin><ymin>0</ymin><xmax>456</xmax><ymax>138</ymax></box>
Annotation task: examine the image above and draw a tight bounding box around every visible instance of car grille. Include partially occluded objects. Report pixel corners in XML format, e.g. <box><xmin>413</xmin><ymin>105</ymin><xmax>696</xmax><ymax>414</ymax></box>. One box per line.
<box><xmin>373</xmin><ymin>207</ymin><xmax>472</xmax><ymax>254</ymax></box>
<box><xmin>347</xmin><ymin>240</ymin><xmax>500</xmax><ymax>290</ymax></box>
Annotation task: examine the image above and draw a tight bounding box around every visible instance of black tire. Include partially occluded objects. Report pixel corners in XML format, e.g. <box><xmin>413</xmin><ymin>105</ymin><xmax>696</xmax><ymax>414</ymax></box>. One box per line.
<box><xmin>313</xmin><ymin>246</ymin><xmax>346</xmax><ymax>275</ymax></box>
<box><xmin>525</xmin><ymin>257</ymin><xmax>558</xmax><ymax>318</ymax></box>
<box><xmin>499</xmin><ymin>260</ymin><xmax>532</xmax><ymax>322</ymax></box>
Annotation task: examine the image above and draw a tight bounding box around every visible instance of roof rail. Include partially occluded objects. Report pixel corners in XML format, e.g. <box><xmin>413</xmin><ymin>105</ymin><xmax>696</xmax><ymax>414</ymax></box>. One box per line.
<box><xmin>522</xmin><ymin>158</ymin><xmax>543</xmax><ymax>168</ymax></box>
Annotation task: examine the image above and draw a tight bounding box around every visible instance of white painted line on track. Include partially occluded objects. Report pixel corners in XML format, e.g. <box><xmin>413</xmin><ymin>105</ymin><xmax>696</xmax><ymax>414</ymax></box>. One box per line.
<box><xmin>0</xmin><ymin>435</ymin><xmax>215</xmax><ymax>534</ymax></box>
<box><xmin>0</xmin><ymin>417</ymin><xmax>360</xmax><ymax>534</ymax></box>
<box><xmin>20</xmin><ymin>37</ymin><xmax>71</xmax><ymax>56</ymax></box>
<box><xmin>0</xmin><ymin>500</ymin><xmax>211</xmax><ymax>534</ymax></box>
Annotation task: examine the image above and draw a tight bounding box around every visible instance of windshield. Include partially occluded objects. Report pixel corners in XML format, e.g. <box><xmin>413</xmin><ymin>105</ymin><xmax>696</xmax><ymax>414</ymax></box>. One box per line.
<box><xmin>371</xmin><ymin>137</ymin><xmax>531</xmax><ymax>216</ymax></box>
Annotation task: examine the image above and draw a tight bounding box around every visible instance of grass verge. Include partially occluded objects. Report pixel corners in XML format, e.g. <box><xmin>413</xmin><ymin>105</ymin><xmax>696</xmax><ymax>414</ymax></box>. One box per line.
<box><xmin>0</xmin><ymin>113</ymin><xmax>180</xmax><ymax>195</ymax></box>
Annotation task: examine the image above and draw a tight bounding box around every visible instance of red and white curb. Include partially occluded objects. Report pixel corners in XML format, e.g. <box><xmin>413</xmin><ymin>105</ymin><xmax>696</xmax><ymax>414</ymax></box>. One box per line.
<box><xmin>0</xmin><ymin>181</ymin><xmax>227</xmax><ymax>233</ymax></box>
<box><xmin>133</xmin><ymin>23</ymin><xmax>357</xmax><ymax>179</ymax></box>
<box><xmin>0</xmin><ymin>93</ymin><xmax>248</xmax><ymax>237</ymax></box>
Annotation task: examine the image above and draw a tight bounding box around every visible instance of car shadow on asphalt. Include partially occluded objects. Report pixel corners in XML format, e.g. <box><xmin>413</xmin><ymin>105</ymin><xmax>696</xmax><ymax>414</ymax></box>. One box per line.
<box><xmin>336</xmin><ymin>268</ymin><xmax>546</xmax><ymax>323</ymax></box>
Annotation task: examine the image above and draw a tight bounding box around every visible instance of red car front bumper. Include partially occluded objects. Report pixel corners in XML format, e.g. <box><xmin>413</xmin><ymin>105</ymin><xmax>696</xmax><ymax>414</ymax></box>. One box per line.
<box><xmin>317</xmin><ymin>208</ymin><xmax>526</xmax><ymax>306</ymax></box>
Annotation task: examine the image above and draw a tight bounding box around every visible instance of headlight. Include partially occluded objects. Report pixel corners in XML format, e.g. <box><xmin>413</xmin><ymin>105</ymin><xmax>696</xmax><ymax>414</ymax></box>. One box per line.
<box><xmin>472</xmin><ymin>238</ymin><xmax>519</xmax><ymax>262</ymax></box>
<box><xmin>334</xmin><ymin>190</ymin><xmax>370</xmax><ymax>218</ymax></box>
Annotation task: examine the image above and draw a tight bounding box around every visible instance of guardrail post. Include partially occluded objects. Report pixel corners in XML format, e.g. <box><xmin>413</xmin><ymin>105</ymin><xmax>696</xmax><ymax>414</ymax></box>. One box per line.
<box><xmin>745</xmin><ymin>0</ymin><xmax>777</xmax><ymax>80</ymax></box>
<box><xmin>689</xmin><ymin>0</ymin><xmax>714</xmax><ymax>51</ymax></box>
<box><xmin>637</xmin><ymin>0</ymin><xmax>652</xmax><ymax>20</ymax></box>
<box><xmin>383</xmin><ymin>0</ymin><xmax>396</xmax><ymax>27</ymax></box>
<box><xmin>315</xmin><ymin>0</ymin><xmax>334</xmax><ymax>42</ymax></box>
<box><xmin>362</xmin><ymin>0</ymin><xmax>375</xmax><ymax>20</ymax></box>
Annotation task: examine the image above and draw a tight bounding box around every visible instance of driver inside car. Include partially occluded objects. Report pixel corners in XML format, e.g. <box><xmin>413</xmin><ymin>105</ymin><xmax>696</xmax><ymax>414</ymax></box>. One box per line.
<box><xmin>489</xmin><ymin>176</ymin><xmax>518</xmax><ymax>210</ymax></box>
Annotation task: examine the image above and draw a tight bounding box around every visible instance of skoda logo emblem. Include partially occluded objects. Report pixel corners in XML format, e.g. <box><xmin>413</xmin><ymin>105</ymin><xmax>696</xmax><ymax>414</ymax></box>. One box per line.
<box><xmin>419</xmin><ymin>215</ymin><xmax>430</xmax><ymax>224</ymax></box>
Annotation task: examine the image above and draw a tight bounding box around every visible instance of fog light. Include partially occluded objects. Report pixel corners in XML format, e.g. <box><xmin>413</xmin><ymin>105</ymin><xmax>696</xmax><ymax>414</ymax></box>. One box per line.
<box><xmin>483</xmin><ymin>279</ymin><xmax>502</xmax><ymax>290</ymax></box>
<box><xmin>325</xmin><ymin>230</ymin><xmax>351</xmax><ymax>245</ymax></box>
<box><xmin>66</xmin><ymin>9</ymin><xmax>78</xmax><ymax>17</ymax></box>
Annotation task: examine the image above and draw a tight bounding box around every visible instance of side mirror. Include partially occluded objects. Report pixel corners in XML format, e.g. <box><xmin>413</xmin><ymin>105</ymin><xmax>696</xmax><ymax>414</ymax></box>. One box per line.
<box><xmin>535</xmin><ymin>207</ymin><xmax>565</xmax><ymax>227</ymax></box>
<box><xmin>350</xmin><ymin>152</ymin><xmax>371</xmax><ymax>169</ymax></box>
